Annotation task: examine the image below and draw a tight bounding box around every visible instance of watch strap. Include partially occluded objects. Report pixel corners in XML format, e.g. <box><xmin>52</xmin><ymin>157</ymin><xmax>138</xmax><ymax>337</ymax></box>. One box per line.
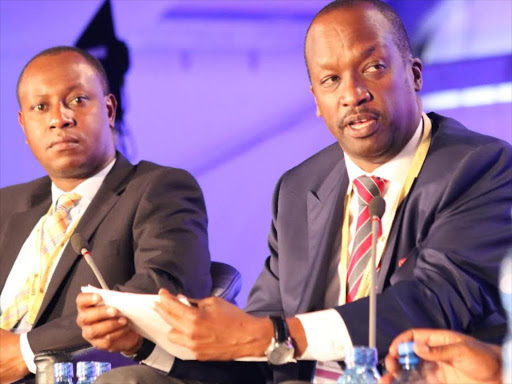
<box><xmin>269</xmin><ymin>315</ymin><xmax>289</xmax><ymax>343</ymax></box>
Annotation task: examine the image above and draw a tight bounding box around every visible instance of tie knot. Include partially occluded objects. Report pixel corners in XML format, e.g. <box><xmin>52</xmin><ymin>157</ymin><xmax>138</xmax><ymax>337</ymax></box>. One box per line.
<box><xmin>56</xmin><ymin>192</ymin><xmax>81</xmax><ymax>213</ymax></box>
<box><xmin>353</xmin><ymin>175</ymin><xmax>387</xmax><ymax>205</ymax></box>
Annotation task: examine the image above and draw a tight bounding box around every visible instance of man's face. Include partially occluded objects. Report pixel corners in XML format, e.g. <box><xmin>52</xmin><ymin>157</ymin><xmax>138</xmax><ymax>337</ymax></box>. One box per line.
<box><xmin>306</xmin><ymin>4</ymin><xmax>423</xmax><ymax>171</ymax></box>
<box><xmin>18</xmin><ymin>51</ymin><xmax>117</xmax><ymax>182</ymax></box>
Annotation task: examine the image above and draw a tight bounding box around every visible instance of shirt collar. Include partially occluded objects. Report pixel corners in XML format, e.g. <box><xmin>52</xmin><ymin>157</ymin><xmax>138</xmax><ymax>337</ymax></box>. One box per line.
<box><xmin>344</xmin><ymin>117</ymin><xmax>423</xmax><ymax>193</ymax></box>
<box><xmin>51</xmin><ymin>157</ymin><xmax>117</xmax><ymax>209</ymax></box>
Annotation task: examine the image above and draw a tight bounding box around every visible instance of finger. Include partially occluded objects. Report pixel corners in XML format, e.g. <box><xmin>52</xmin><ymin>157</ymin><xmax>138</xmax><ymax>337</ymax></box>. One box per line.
<box><xmin>76</xmin><ymin>293</ymin><xmax>102</xmax><ymax>309</ymax></box>
<box><xmin>77</xmin><ymin>305</ymin><xmax>120</xmax><ymax>326</ymax></box>
<box><xmin>177</xmin><ymin>294</ymin><xmax>195</xmax><ymax>307</ymax></box>
<box><xmin>89</xmin><ymin>326</ymin><xmax>139</xmax><ymax>352</ymax></box>
<box><xmin>384</xmin><ymin>353</ymin><xmax>401</xmax><ymax>377</ymax></box>
<box><xmin>413</xmin><ymin>342</ymin><xmax>461</xmax><ymax>363</ymax></box>
<box><xmin>166</xmin><ymin>328</ymin><xmax>215</xmax><ymax>355</ymax></box>
<box><xmin>166</xmin><ymin>328</ymin><xmax>200</xmax><ymax>351</ymax></box>
<box><xmin>388</xmin><ymin>328</ymin><xmax>464</xmax><ymax>358</ymax></box>
<box><xmin>379</xmin><ymin>372</ymin><xmax>394</xmax><ymax>384</ymax></box>
<box><xmin>156</xmin><ymin>289</ymin><xmax>198</xmax><ymax>323</ymax></box>
<box><xmin>154</xmin><ymin>300</ymin><xmax>194</xmax><ymax>331</ymax></box>
<box><xmin>81</xmin><ymin>316</ymin><xmax>128</xmax><ymax>340</ymax></box>
<box><xmin>412</xmin><ymin>329</ymin><xmax>465</xmax><ymax>348</ymax></box>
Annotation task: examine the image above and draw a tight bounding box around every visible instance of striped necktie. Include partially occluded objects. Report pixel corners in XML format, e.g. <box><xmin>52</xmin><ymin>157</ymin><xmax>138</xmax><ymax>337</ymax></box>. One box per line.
<box><xmin>346</xmin><ymin>175</ymin><xmax>387</xmax><ymax>303</ymax></box>
<box><xmin>0</xmin><ymin>192</ymin><xmax>81</xmax><ymax>330</ymax></box>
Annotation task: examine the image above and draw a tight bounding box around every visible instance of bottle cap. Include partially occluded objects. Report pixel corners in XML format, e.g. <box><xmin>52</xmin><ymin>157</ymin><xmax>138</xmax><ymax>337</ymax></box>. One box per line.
<box><xmin>364</xmin><ymin>347</ymin><xmax>378</xmax><ymax>366</ymax></box>
<box><xmin>398</xmin><ymin>341</ymin><xmax>415</xmax><ymax>356</ymax></box>
<box><xmin>345</xmin><ymin>346</ymin><xmax>378</xmax><ymax>366</ymax></box>
<box><xmin>398</xmin><ymin>342</ymin><xmax>420</xmax><ymax>366</ymax></box>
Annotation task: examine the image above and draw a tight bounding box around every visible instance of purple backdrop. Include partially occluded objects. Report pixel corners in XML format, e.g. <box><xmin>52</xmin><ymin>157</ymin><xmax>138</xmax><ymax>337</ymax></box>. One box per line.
<box><xmin>1</xmin><ymin>0</ymin><xmax>511</xmax><ymax>306</ymax></box>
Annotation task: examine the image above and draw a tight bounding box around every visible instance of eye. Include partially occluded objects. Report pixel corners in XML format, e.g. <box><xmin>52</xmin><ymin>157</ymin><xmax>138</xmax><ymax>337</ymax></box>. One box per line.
<box><xmin>365</xmin><ymin>63</ymin><xmax>386</xmax><ymax>74</ymax></box>
<box><xmin>69</xmin><ymin>96</ymin><xmax>88</xmax><ymax>106</ymax></box>
<box><xmin>33</xmin><ymin>104</ymin><xmax>46</xmax><ymax>111</ymax></box>
<box><xmin>321</xmin><ymin>75</ymin><xmax>340</xmax><ymax>87</ymax></box>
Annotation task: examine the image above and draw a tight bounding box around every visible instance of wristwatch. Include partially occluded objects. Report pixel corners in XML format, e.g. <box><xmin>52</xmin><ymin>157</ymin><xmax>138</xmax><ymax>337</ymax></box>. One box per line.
<box><xmin>265</xmin><ymin>316</ymin><xmax>295</xmax><ymax>365</ymax></box>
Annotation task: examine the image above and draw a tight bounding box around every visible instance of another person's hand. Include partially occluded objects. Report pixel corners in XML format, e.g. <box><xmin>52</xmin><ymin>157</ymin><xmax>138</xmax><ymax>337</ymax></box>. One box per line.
<box><xmin>0</xmin><ymin>329</ymin><xmax>29</xmax><ymax>384</ymax></box>
<box><xmin>154</xmin><ymin>289</ymin><xmax>273</xmax><ymax>360</ymax></box>
<box><xmin>380</xmin><ymin>328</ymin><xmax>502</xmax><ymax>384</ymax></box>
<box><xmin>76</xmin><ymin>292</ymin><xmax>142</xmax><ymax>354</ymax></box>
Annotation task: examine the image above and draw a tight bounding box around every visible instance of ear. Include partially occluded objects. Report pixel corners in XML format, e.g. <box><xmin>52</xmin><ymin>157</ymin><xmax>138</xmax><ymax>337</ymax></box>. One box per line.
<box><xmin>411</xmin><ymin>57</ymin><xmax>423</xmax><ymax>92</ymax></box>
<box><xmin>310</xmin><ymin>85</ymin><xmax>322</xmax><ymax>117</ymax></box>
<box><xmin>105</xmin><ymin>93</ymin><xmax>118</xmax><ymax>130</ymax></box>
<box><xmin>18</xmin><ymin>110</ymin><xmax>28</xmax><ymax>143</ymax></box>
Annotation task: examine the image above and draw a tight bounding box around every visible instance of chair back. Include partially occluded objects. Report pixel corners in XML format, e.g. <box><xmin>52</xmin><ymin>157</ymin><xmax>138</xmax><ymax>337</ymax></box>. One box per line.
<box><xmin>209</xmin><ymin>261</ymin><xmax>242</xmax><ymax>305</ymax></box>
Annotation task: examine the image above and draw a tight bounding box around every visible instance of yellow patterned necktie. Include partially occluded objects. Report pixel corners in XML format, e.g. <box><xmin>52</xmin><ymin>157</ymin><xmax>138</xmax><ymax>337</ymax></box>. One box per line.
<box><xmin>0</xmin><ymin>192</ymin><xmax>81</xmax><ymax>330</ymax></box>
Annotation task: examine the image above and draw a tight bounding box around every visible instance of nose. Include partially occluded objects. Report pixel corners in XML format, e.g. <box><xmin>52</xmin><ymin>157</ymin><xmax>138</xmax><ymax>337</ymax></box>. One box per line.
<box><xmin>49</xmin><ymin>103</ymin><xmax>75</xmax><ymax>129</ymax></box>
<box><xmin>339</xmin><ymin>75</ymin><xmax>372</xmax><ymax>107</ymax></box>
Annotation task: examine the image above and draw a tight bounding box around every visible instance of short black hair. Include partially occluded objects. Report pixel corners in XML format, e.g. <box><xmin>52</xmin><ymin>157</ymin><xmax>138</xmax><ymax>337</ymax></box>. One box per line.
<box><xmin>305</xmin><ymin>0</ymin><xmax>412</xmax><ymax>80</ymax></box>
<box><xmin>16</xmin><ymin>46</ymin><xmax>110</xmax><ymax>106</ymax></box>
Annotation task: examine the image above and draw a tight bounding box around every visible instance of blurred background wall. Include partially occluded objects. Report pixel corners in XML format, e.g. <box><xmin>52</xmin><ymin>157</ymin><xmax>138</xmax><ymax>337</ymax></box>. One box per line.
<box><xmin>1</xmin><ymin>0</ymin><xmax>511</xmax><ymax>306</ymax></box>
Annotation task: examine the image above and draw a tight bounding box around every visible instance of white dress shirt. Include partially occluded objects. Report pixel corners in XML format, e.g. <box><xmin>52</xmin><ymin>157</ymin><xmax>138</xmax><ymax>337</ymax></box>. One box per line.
<box><xmin>0</xmin><ymin>159</ymin><xmax>115</xmax><ymax>373</ymax></box>
<box><xmin>296</xmin><ymin>118</ymin><xmax>423</xmax><ymax>361</ymax></box>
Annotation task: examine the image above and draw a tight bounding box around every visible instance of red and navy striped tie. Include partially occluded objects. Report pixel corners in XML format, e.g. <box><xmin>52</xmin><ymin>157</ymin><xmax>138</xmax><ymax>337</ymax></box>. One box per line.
<box><xmin>346</xmin><ymin>175</ymin><xmax>387</xmax><ymax>303</ymax></box>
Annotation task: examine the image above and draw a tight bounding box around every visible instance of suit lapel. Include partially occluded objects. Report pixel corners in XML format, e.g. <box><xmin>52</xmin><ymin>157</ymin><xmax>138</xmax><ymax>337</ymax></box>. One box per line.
<box><xmin>0</xmin><ymin>180</ymin><xmax>51</xmax><ymax>290</ymax></box>
<box><xmin>294</xmin><ymin>159</ymin><xmax>348</xmax><ymax>314</ymax></box>
<box><xmin>35</xmin><ymin>154</ymin><xmax>135</xmax><ymax>324</ymax></box>
<box><xmin>376</xmin><ymin>186</ymin><xmax>412</xmax><ymax>292</ymax></box>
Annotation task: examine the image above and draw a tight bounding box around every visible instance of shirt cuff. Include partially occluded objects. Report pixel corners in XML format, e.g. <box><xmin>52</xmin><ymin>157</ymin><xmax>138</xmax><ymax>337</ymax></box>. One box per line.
<box><xmin>20</xmin><ymin>333</ymin><xmax>37</xmax><ymax>374</ymax></box>
<box><xmin>296</xmin><ymin>309</ymin><xmax>352</xmax><ymax>362</ymax></box>
<box><xmin>142</xmin><ymin>344</ymin><xmax>175</xmax><ymax>373</ymax></box>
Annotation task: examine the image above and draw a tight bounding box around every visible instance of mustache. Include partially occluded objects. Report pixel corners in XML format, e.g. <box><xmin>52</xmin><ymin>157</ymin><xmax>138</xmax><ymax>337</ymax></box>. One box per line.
<box><xmin>339</xmin><ymin>107</ymin><xmax>381</xmax><ymax>128</ymax></box>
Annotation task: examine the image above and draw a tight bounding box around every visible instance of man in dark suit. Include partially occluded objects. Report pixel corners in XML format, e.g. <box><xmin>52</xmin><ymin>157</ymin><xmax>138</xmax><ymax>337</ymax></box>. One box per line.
<box><xmin>80</xmin><ymin>0</ymin><xmax>512</xmax><ymax>383</ymax></box>
<box><xmin>0</xmin><ymin>46</ymin><xmax>211</xmax><ymax>384</ymax></box>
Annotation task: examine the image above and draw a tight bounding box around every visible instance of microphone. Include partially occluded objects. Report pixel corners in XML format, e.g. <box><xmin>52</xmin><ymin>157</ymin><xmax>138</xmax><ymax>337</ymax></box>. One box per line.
<box><xmin>368</xmin><ymin>196</ymin><xmax>386</xmax><ymax>349</ymax></box>
<box><xmin>71</xmin><ymin>233</ymin><xmax>109</xmax><ymax>290</ymax></box>
<box><xmin>369</xmin><ymin>196</ymin><xmax>386</xmax><ymax>219</ymax></box>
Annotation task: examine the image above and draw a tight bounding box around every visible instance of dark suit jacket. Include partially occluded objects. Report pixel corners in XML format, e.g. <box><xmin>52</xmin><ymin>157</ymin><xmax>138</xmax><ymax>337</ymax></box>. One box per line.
<box><xmin>171</xmin><ymin>113</ymin><xmax>512</xmax><ymax>383</ymax></box>
<box><xmin>0</xmin><ymin>153</ymin><xmax>212</xmax><ymax>355</ymax></box>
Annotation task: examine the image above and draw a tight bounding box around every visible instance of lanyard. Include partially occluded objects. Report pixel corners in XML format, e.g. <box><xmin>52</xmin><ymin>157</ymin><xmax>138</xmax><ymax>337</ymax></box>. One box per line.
<box><xmin>338</xmin><ymin>112</ymin><xmax>433</xmax><ymax>304</ymax></box>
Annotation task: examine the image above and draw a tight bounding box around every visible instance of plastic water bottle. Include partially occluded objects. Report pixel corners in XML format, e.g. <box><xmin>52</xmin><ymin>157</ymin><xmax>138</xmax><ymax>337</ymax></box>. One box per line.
<box><xmin>337</xmin><ymin>346</ymin><xmax>381</xmax><ymax>384</ymax></box>
<box><xmin>53</xmin><ymin>362</ymin><xmax>73</xmax><ymax>384</ymax></box>
<box><xmin>76</xmin><ymin>361</ymin><xmax>95</xmax><ymax>384</ymax></box>
<box><xmin>93</xmin><ymin>361</ymin><xmax>111</xmax><ymax>380</ymax></box>
<box><xmin>393</xmin><ymin>341</ymin><xmax>426</xmax><ymax>384</ymax></box>
<box><xmin>500</xmin><ymin>252</ymin><xmax>512</xmax><ymax>384</ymax></box>
<box><xmin>76</xmin><ymin>361</ymin><xmax>112</xmax><ymax>383</ymax></box>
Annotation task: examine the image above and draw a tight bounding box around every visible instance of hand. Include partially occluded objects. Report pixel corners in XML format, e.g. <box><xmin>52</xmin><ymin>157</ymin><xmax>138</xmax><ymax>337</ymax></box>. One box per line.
<box><xmin>0</xmin><ymin>329</ymin><xmax>29</xmax><ymax>384</ymax></box>
<box><xmin>76</xmin><ymin>292</ymin><xmax>142</xmax><ymax>354</ymax></box>
<box><xmin>380</xmin><ymin>328</ymin><xmax>502</xmax><ymax>384</ymax></box>
<box><xmin>154</xmin><ymin>289</ymin><xmax>273</xmax><ymax>360</ymax></box>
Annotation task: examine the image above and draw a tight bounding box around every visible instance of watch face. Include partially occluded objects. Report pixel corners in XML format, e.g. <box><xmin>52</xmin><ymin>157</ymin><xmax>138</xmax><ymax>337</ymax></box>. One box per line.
<box><xmin>269</xmin><ymin>342</ymin><xmax>295</xmax><ymax>365</ymax></box>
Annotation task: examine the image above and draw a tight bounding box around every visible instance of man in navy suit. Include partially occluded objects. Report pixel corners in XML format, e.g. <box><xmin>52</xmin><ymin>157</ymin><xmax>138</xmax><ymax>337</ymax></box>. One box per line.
<box><xmin>81</xmin><ymin>0</ymin><xmax>512</xmax><ymax>382</ymax></box>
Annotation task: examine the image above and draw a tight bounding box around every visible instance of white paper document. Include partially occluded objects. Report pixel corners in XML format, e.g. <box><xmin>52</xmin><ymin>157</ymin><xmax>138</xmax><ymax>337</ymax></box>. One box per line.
<box><xmin>81</xmin><ymin>285</ymin><xmax>196</xmax><ymax>360</ymax></box>
<box><xmin>81</xmin><ymin>286</ymin><xmax>267</xmax><ymax>362</ymax></box>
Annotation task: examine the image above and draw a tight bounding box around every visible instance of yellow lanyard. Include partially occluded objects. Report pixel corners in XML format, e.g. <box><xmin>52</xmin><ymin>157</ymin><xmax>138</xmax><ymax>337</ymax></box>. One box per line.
<box><xmin>338</xmin><ymin>113</ymin><xmax>433</xmax><ymax>304</ymax></box>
